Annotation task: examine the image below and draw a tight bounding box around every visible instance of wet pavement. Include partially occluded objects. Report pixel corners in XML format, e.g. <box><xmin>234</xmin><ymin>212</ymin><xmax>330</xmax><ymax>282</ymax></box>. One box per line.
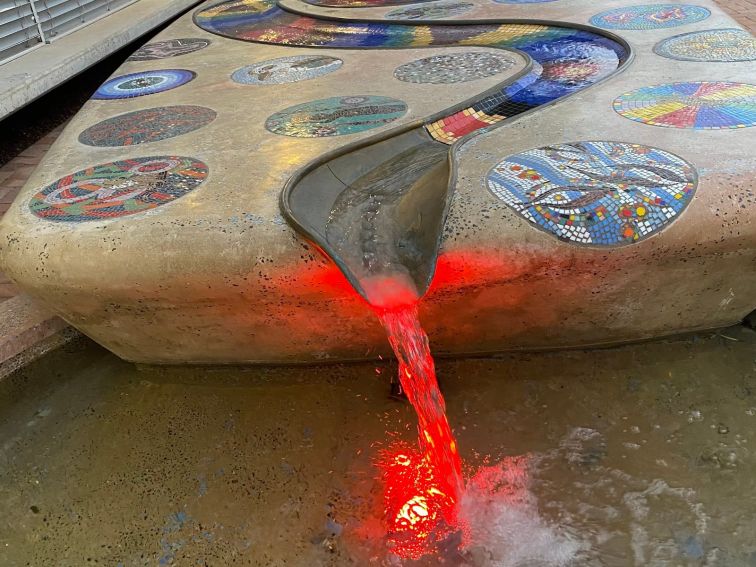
<box><xmin>1</xmin><ymin>325</ymin><xmax>755</xmax><ymax>565</ymax></box>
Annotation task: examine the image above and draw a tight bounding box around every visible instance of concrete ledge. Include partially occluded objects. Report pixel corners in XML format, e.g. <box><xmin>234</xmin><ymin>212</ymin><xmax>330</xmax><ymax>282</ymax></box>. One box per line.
<box><xmin>0</xmin><ymin>0</ymin><xmax>203</xmax><ymax>121</ymax></box>
<box><xmin>0</xmin><ymin>294</ymin><xmax>74</xmax><ymax>380</ymax></box>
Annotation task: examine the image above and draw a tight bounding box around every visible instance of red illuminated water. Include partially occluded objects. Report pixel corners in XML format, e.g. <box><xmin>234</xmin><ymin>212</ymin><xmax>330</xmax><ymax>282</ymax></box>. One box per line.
<box><xmin>373</xmin><ymin>301</ymin><xmax>465</xmax><ymax>559</ymax></box>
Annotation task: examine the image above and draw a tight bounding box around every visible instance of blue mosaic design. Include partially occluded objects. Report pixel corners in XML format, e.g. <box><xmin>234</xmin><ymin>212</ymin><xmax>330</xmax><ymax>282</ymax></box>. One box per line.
<box><xmin>194</xmin><ymin>0</ymin><xmax>629</xmax><ymax>144</ymax></box>
<box><xmin>590</xmin><ymin>4</ymin><xmax>710</xmax><ymax>30</ymax></box>
<box><xmin>385</xmin><ymin>1</ymin><xmax>474</xmax><ymax>20</ymax></box>
<box><xmin>486</xmin><ymin>141</ymin><xmax>697</xmax><ymax>246</ymax></box>
<box><xmin>231</xmin><ymin>55</ymin><xmax>342</xmax><ymax>85</ymax></box>
<box><xmin>265</xmin><ymin>96</ymin><xmax>407</xmax><ymax>137</ymax></box>
<box><xmin>93</xmin><ymin>70</ymin><xmax>196</xmax><ymax>100</ymax></box>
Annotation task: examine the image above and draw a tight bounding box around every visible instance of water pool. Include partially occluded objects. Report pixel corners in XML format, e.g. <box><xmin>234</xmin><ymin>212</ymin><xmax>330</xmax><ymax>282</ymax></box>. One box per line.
<box><xmin>1</xmin><ymin>326</ymin><xmax>755</xmax><ymax>565</ymax></box>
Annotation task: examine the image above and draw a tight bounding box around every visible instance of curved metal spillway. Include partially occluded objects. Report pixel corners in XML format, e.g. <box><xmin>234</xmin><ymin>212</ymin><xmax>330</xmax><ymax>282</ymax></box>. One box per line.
<box><xmin>194</xmin><ymin>0</ymin><xmax>631</xmax><ymax>304</ymax></box>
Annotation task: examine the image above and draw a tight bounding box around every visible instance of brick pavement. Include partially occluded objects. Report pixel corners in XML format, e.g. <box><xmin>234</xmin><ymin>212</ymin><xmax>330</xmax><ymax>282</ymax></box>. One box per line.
<box><xmin>0</xmin><ymin>2</ymin><xmax>753</xmax><ymax>303</ymax></box>
<box><xmin>0</xmin><ymin>124</ymin><xmax>65</xmax><ymax>301</ymax></box>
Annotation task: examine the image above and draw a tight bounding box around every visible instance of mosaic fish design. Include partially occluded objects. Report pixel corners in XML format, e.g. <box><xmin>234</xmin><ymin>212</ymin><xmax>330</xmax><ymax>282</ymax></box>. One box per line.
<box><xmin>394</xmin><ymin>52</ymin><xmax>515</xmax><ymax>84</ymax></box>
<box><xmin>194</xmin><ymin>0</ymin><xmax>628</xmax><ymax>144</ymax></box>
<box><xmin>93</xmin><ymin>70</ymin><xmax>196</xmax><ymax>99</ymax></box>
<box><xmin>385</xmin><ymin>1</ymin><xmax>474</xmax><ymax>20</ymax></box>
<box><xmin>231</xmin><ymin>55</ymin><xmax>342</xmax><ymax>85</ymax></box>
<box><xmin>127</xmin><ymin>38</ymin><xmax>211</xmax><ymax>61</ymax></box>
<box><xmin>654</xmin><ymin>28</ymin><xmax>756</xmax><ymax>62</ymax></box>
<box><xmin>29</xmin><ymin>157</ymin><xmax>208</xmax><ymax>222</ymax></box>
<box><xmin>486</xmin><ymin>142</ymin><xmax>697</xmax><ymax>246</ymax></box>
<box><xmin>613</xmin><ymin>82</ymin><xmax>756</xmax><ymax>129</ymax></box>
<box><xmin>265</xmin><ymin>96</ymin><xmax>408</xmax><ymax>137</ymax></box>
<box><xmin>78</xmin><ymin>106</ymin><xmax>217</xmax><ymax>147</ymax></box>
<box><xmin>590</xmin><ymin>4</ymin><xmax>710</xmax><ymax>30</ymax></box>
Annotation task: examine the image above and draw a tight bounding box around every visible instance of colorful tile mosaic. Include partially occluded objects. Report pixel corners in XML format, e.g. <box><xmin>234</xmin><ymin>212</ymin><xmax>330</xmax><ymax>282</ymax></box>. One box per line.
<box><xmin>78</xmin><ymin>106</ymin><xmax>217</xmax><ymax>147</ymax></box>
<box><xmin>265</xmin><ymin>96</ymin><xmax>407</xmax><ymax>137</ymax></box>
<box><xmin>194</xmin><ymin>0</ymin><xmax>628</xmax><ymax>145</ymax></box>
<box><xmin>92</xmin><ymin>70</ymin><xmax>196</xmax><ymax>100</ymax></box>
<box><xmin>127</xmin><ymin>38</ymin><xmax>210</xmax><ymax>61</ymax></box>
<box><xmin>385</xmin><ymin>1</ymin><xmax>474</xmax><ymax>20</ymax></box>
<box><xmin>231</xmin><ymin>55</ymin><xmax>342</xmax><ymax>85</ymax></box>
<box><xmin>654</xmin><ymin>28</ymin><xmax>756</xmax><ymax>62</ymax></box>
<box><xmin>486</xmin><ymin>141</ymin><xmax>697</xmax><ymax>246</ymax></box>
<box><xmin>494</xmin><ymin>0</ymin><xmax>557</xmax><ymax>3</ymax></box>
<box><xmin>589</xmin><ymin>4</ymin><xmax>710</xmax><ymax>30</ymax></box>
<box><xmin>613</xmin><ymin>82</ymin><xmax>756</xmax><ymax>129</ymax></box>
<box><xmin>394</xmin><ymin>52</ymin><xmax>515</xmax><ymax>84</ymax></box>
<box><xmin>29</xmin><ymin>157</ymin><xmax>208</xmax><ymax>222</ymax></box>
<box><xmin>304</xmin><ymin>0</ymin><xmax>424</xmax><ymax>6</ymax></box>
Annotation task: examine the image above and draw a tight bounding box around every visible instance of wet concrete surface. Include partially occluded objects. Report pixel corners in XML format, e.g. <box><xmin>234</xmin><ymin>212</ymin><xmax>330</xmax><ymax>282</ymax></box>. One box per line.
<box><xmin>1</xmin><ymin>326</ymin><xmax>755</xmax><ymax>565</ymax></box>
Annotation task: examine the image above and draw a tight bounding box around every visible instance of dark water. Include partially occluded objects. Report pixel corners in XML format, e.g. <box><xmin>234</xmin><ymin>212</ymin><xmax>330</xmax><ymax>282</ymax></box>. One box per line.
<box><xmin>1</xmin><ymin>326</ymin><xmax>755</xmax><ymax>565</ymax></box>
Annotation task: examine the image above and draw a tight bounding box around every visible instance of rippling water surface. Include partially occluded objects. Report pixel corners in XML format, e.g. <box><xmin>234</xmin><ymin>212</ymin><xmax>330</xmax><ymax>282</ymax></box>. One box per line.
<box><xmin>0</xmin><ymin>326</ymin><xmax>754</xmax><ymax>565</ymax></box>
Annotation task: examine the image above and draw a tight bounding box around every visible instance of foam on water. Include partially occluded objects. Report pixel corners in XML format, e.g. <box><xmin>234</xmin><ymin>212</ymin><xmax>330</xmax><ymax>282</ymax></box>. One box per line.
<box><xmin>459</xmin><ymin>456</ymin><xmax>583</xmax><ymax>566</ymax></box>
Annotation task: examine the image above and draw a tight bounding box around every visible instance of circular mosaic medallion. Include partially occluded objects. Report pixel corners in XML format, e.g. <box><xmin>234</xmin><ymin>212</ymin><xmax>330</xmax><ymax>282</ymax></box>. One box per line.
<box><xmin>486</xmin><ymin>141</ymin><xmax>697</xmax><ymax>246</ymax></box>
<box><xmin>394</xmin><ymin>52</ymin><xmax>515</xmax><ymax>84</ymax></box>
<box><xmin>93</xmin><ymin>70</ymin><xmax>196</xmax><ymax>100</ymax></box>
<box><xmin>589</xmin><ymin>4</ymin><xmax>710</xmax><ymax>30</ymax></box>
<box><xmin>385</xmin><ymin>1</ymin><xmax>474</xmax><ymax>20</ymax></box>
<box><xmin>78</xmin><ymin>106</ymin><xmax>217</xmax><ymax>147</ymax></box>
<box><xmin>654</xmin><ymin>28</ymin><xmax>756</xmax><ymax>62</ymax></box>
<box><xmin>613</xmin><ymin>81</ymin><xmax>756</xmax><ymax>129</ymax></box>
<box><xmin>231</xmin><ymin>55</ymin><xmax>342</xmax><ymax>85</ymax></box>
<box><xmin>127</xmin><ymin>38</ymin><xmax>210</xmax><ymax>61</ymax></box>
<box><xmin>265</xmin><ymin>96</ymin><xmax>407</xmax><ymax>137</ymax></box>
<box><xmin>29</xmin><ymin>156</ymin><xmax>209</xmax><ymax>222</ymax></box>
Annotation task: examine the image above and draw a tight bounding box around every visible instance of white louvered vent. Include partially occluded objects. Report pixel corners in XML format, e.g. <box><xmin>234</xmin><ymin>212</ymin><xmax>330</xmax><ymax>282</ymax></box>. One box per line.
<box><xmin>0</xmin><ymin>0</ymin><xmax>137</xmax><ymax>64</ymax></box>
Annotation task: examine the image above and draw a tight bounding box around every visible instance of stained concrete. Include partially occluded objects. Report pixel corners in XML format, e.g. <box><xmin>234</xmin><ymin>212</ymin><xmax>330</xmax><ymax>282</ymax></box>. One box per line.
<box><xmin>0</xmin><ymin>0</ymin><xmax>753</xmax><ymax>363</ymax></box>
<box><xmin>1</xmin><ymin>327</ymin><xmax>755</xmax><ymax>564</ymax></box>
<box><xmin>0</xmin><ymin>295</ymin><xmax>70</xmax><ymax>380</ymax></box>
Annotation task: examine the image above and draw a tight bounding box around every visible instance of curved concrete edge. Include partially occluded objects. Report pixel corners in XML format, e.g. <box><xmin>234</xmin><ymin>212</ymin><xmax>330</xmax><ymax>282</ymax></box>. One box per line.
<box><xmin>0</xmin><ymin>0</ymin><xmax>204</xmax><ymax>120</ymax></box>
<box><xmin>0</xmin><ymin>294</ymin><xmax>77</xmax><ymax>380</ymax></box>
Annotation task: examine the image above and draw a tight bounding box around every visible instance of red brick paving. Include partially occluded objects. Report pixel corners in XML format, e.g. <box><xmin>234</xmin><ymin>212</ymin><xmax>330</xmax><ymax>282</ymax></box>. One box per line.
<box><xmin>0</xmin><ymin>124</ymin><xmax>65</xmax><ymax>302</ymax></box>
<box><xmin>719</xmin><ymin>0</ymin><xmax>756</xmax><ymax>31</ymax></box>
<box><xmin>0</xmin><ymin>1</ymin><xmax>753</xmax><ymax>303</ymax></box>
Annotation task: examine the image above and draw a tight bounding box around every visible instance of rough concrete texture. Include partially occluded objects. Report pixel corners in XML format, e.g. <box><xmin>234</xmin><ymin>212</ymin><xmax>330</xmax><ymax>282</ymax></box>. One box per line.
<box><xmin>0</xmin><ymin>0</ymin><xmax>754</xmax><ymax>363</ymax></box>
<box><xmin>0</xmin><ymin>0</ymin><xmax>203</xmax><ymax>120</ymax></box>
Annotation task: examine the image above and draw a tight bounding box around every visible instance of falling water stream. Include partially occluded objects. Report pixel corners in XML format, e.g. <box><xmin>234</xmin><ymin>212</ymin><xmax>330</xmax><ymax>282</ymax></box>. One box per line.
<box><xmin>362</xmin><ymin>276</ymin><xmax>466</xmax><ymax>559</ymax></box>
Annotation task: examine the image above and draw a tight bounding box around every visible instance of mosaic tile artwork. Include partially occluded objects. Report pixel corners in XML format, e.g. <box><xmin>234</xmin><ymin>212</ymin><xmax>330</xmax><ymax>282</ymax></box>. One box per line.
<box><xmin>486</xmin><ymin>141</ymin><xmax>697</xmax><ymax>246</ymax></box>
<box><xmin>385</xmin><ymin>1</ymin><xmax>474</xmax><ymax>20</ymax></box>
<box><xmin>494</xmin><ymin>0</ymin><xmax>557</xmax><ymax>3</ymax></box>
<box><xmin>78</xmin><ymin>106</ymin><xmax>217</xmax><ymax>147</ymax></box>
<box><xmin>265</xmin><ymin>96</ymin><xmax>407</xmax><ymax>137</ymax></box>
<box><xmin>613</xmin><ymin>81</ymin><xmax>756</xmax><ymax>129</ymax></box>
<box><xmin>92</xmin><ymin>70</ymin><xmax>196</xmax><ymax>100</ymax></box>
<box><xmin>29</xmin><ymin>157</ymin><xmax>208</xmax><ymax>222</ymax></box>
<box><xmin>654</xmin><ymin>28</ymin><xmax>756</xmax><ymax>62</ymax></box>
<box><xmin>304</xmin><ymin>0</ymin><xmax>426</xmax><ymax>6</ymax></box>
<box><xmin>194</xmin><ymin>0</ymin><xmax>629</xmax><ymax>145</ymax></box>
<box><xmin>231</xmin><ymin>55</ymin><xmax>342</xmax><ymax>85</ymax></box>
<box><xmin>394</xmin><ymin>52</ymin><xmax>515</xmax><ymax>84</ymax></box>
<box><xmin>127</xmin><ymin>38</ymin><xmax>211</xmax><ymax>61</ymax></box>
<box><xmin>589</xmin><ymin>4</ymin><xmax>710</xmax><ymax>30</ymax></box>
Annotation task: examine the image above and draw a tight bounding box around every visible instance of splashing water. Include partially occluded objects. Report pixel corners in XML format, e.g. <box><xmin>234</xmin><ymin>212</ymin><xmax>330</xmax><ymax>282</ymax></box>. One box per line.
<box><xmin>372</xmin><ymin>299</ymin><xmax>464</xmax><ymax>559</ymax></box>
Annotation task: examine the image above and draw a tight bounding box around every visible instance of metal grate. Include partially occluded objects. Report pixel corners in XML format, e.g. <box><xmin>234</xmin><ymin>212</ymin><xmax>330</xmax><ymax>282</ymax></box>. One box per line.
<box><xmin>0</xmin><ymin>0</ymin><xmax>137</xmax><ymax>64</ymax></box>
